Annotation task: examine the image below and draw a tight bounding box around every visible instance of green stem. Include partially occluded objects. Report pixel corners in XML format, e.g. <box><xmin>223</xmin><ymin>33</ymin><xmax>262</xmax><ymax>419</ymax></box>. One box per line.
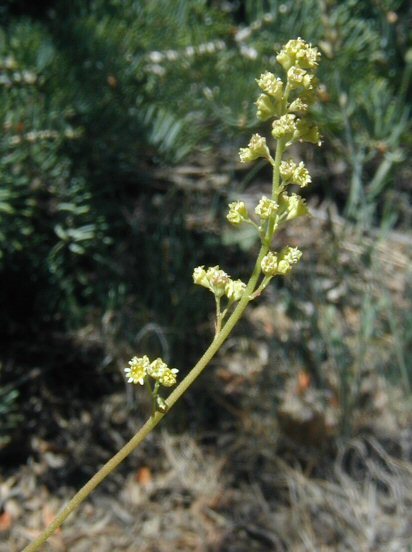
<box><xmin>21</xmin><ymin>41</ymin><xmax>317</xmax><ymax>550</ymax></box>
<box><xmin>272</xmin><ymin>138</ymin><xmax>285</xmax><ymax>200</ymax></box>
<box><xmin>214</xmin><ymin>295</ymin><xmax>222</xmax><ymax>336</ymax></box>
<box><xmin>264</xmin><ymin>138</ymin><xmax>285</xmax><ymax>246</ymax></box>
<box><xmin>23</xmin><ymin>129</ymin><xmax>288</xmax><ymax>552</ymax></box>
<box><xmin>22</xmin><ymin>245</ymin><xmax>269</xmax><ymax>552</ymax></box>
<box><xmin>151</xmin><ymin>381</ymin><xmax>160</xmax><ymax>417</ymax></box>
<box><xmin>250</xmin><ymin>275</ymin><xmax>271</xmax><ymax>299</ymax></box>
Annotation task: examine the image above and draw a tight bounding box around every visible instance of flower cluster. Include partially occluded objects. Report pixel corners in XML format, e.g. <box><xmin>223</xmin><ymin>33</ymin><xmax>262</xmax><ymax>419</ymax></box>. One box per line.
<box><xmin>256</xmin><ymin>71</ymin><xmax>283</xmax><ymax>98</ymax></box>
<box><xmin>193</xmin><ymin>40</ymin><xmax>320</xmax><ymax>332</ymax></box>
<box><xmin>280</xmin><ymin>159</ymin><xmax>311</xmax><ymax>187</ymax></box>
<box><xmin>122</xmin><ymin>40</ymin><xmax>322</xmax><ymax>425</ymax></box>
<box><xmin>230</xmin><ymin>37</ymin><xmax>320</xmax><ymax>288</ymax></box>
<box><xmin>255</xmin><ymin>196</ymin><xmax>278</xmax><ymax>220</ymax></box>
<box><xmin>239</xmin><ymin>134</ymin><xmax>272</xmax><ymax>163</ymax></box>
<box><xmin>193</xmin><ymin>265</ymin><xmax>246</xmax><ymax>302</ymax></box>
<box><xmin>227</xmin><ymin>201</ymin><xmax>249</xmax><ymax>225</ymax></box>
<box><xmin>278</xmin><ymin>193</ymin><xmax>309</xmax><ymax>221</ymax></box>
<box><xmin>287</xmin><ymin>66</ymin><xmax>316</xmax><ymax>91</ymax></box>
<box><xmin>276</xmin><ymin>38</ymin><xmax>320</xmax><ymax>71</ymax></box>
<box><xmin>125</xmin><ymin>355</ymin><xmax>178</xmax><ymax>388</ymax></box>
<box><xmin>261</xmin><ymin>246</ymin><xmax>302</xmax><ymax>277</ymax></box>
<box><xmin>240</xmin><ymin>37</ymin><xmax>321</xmax><ymax>152</ymax></box>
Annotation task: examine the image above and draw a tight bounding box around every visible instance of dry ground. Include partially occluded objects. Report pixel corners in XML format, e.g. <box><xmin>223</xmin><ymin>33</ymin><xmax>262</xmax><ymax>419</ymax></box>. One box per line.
<box><xmin>1</xmin><ymin>207</ymin><xmax>412</xmax><ymax>551</ymax></box>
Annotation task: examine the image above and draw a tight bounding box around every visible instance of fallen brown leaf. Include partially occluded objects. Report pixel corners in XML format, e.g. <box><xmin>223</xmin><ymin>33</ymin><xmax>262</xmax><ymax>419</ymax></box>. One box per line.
<box><xmin>0</xmin><ymin>510</ymin><xmax>12</xmax><ymax>532</ymax></box>
<box><xmin>135</xmin><ymin>466</ymin><xmax>152</xmax><ymax>486</ymax></box>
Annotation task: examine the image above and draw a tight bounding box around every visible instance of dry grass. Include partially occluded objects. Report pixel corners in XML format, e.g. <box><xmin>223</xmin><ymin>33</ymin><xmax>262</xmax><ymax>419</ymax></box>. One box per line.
<box><xmin>1</xmin><ymin>209</ymin><xmax>412</xmax><ymax>551</ymax></box>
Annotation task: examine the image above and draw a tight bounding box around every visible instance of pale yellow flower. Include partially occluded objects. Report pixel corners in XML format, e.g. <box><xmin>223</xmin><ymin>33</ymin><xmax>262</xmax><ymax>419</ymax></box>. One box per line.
<box><xmin>239</xmin><ymin>134</ymin><xmax>271</xmax><ymax>163</ymax></box>
<box><xmin>225</xmin><ymin>279</ymin><xmax>246</xmax><ymax>302</ymax></box>
<box><xmin>287</xmin><ymin>66</ymin><xmax>315</xmax><ymax>90</ymax></box>
<box><xmin>148</xmin><ymin>358</ymin><xmax>179</xmax><ymax>388</ymax></box>
<box><xmin>159</xmin><ymin>367</ymin><xmax>179</xmax><ymax>387</ymax></box>
<box><xmin>272</xmin><ymin>114</ymin><xmax>298</xmax><ymax>141</ymax></box>
<box><xmin>279</xmin><ymin>193</ymin><xmax>309</xmax><ymax>221</ymax></box>
<box><xmin>256</xmin><ymin>71</ymin><xmax>283</xmax><ymax>100</ymax></box>
<box><xmin>280</xmin><ymin>159</ymin><xmax>311</xmax><ymax>187</ymax></box>
<box><xmin>193</xmin><ymin>265</ymin><xmax>231</xmax><ymax>298</ymax></box>
<box><xmin>255</xmin><ymin>94</ymin><xmax>278</xmax><ymax>121</ymax></box>
<box><xmin>255</xmin><ymin>196</ymin><xmax>278</xmax><ymax>220</ymax></box>
<box><xmin>277</xmin><ymin>38</ymin><xmax>320</xmax><ymax>71</ymax></box>
<box><xmin>124</xmin><ymin>355</ymin><xmax>150</xmax><ymax>385</ymax></box>
<box><xmin>261</xmin><ymin>252</ymin><xmax>278</xmax><ymax>276</ymax></box>
<box><xmin>227</xmin><ymin>201</ymin><xmax>248</xmax><ymax>225</ymax></box>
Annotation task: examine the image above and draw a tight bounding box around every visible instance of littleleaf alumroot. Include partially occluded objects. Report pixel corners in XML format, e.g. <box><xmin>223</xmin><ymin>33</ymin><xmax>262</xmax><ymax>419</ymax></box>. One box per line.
<box><xmin>23</xmin><ymin>38</ymin><xmax>321</xmax><ymax>551</ymax></box>
<box><xmin>125</xmin><ymin>355</ymin><xmax>178</xmax><ymax>415</ymax></box>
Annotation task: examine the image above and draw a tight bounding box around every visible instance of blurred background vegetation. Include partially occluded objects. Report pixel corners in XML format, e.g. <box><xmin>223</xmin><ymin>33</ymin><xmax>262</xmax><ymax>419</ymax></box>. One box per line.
<box><xmin>0</xmin><ymin>0</ymin><xmax>411</xmax><ymax>514</ymax></box>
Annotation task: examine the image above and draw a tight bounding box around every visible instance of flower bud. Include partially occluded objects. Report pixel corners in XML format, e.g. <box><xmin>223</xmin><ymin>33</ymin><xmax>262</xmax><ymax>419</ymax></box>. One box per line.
<box><xmin>148</xmin><ymin>358</ymin><xmax>179</xmax><ymax>387</ymax></box>
<box><xmin>255</xmin><ymin>94</ymin><xmax>278</xmax><ymax>121</ymax></box>
<box><xmin>276</xmin><ymin>246</ymin><xmax>302</xmax><ymax>275</ymax></box>
<box><xmin>227</xmin><ymin>201</ymin><xmax>249</xmax><ymax>225</ymax></box>
<box><xmin>261</xmin><ymin>252</ymin><xmax>278</xmax><ymax>276</ymax></box>
<box><xmin>287</xmin><ymin>66</ymin><xmax>315</xmax><ymax>90</ymax></box>
<box><xmin>294</xmin><ymin>119</ymin><xmax>322</xmax><ymax>146</ymax></box>
<box><xmin>281</xmin><ymin>245</ymin><xmax>302</xmax><ymax>264</ymax></box>
<box><xmin>279</xmin><ymin>159</ymin><xmax>296</xmax><ymax>183</ymax></box>
<box><xmin>159</xmin><ymin>367</ymin><xmax>179</xmax><ymax>387</ymax></box>
<box><xmin>156</xmin><ymin>396</ymin><xmax>168</xmax><ymax>413</ymax></box>
<box><xmin>279</xmin><ymin>193</ymin><xmax>309</xmax><ymax>221</ymax></box>
<box><xmin>255</xmin><ymin>196</ymin><xmax>278</xmax><ymax>220</ymax></box>
<box><xmin>193</xmin><ymin>266</ymin><xmax>209</xmax><ymax>287</ymax></box>
<box><xmin>147</xmin><ymin>357</ymin><xmax>168</xmax><ymax>379</ymax></box>
<box><xmin>256</xmin><ymin>72</ymin><xmax>283</xmax><ymax>100</ymax></box>
<box><xmin>239</xmin><ymin>134</ymin><xmax>271</xmax><ymax>163</ymax></box>
<box><xmin>277</xmin><ymin>38</ymin><xmax>320</xmax><ymax>71</ymax></box>
<box><xmin>288</xmin><ymin>98</ymin><xmax>309</xmax><ymax>114</ymax></box>
<box><xmin>225</xmin><ymin>279</ymin><xmax>246</xmax><ymax>302</ymax></box>
<box><xmin>272</xmin><ymin>114</ymin><xmax>297</xmax><ymax>141</ymax></box>
<box><xmin>193</xmin><ymin>265</ymin><xmax>232</xmax><ymax>298</ymax></box>
<box><xmin>207</xmin><ymin>266</ymin><xmax>230</xmax><ymax>297</ymax></box>
<box><xmin>280</xmin><ymin>159</ymin><xmax>311</xmax><ymax>187</ymax></box>
<box><xmin>276</xmin><ymin>259</ymin><xmax>291</xmax><ymax>275</ymax></box>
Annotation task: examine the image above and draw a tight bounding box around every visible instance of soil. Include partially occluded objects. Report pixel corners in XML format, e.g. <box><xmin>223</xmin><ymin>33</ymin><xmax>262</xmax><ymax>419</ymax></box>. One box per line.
<box><xmin>1</xmin><ymin>208</ymin><xmax>412</xmax><ymax>551</ymax></box>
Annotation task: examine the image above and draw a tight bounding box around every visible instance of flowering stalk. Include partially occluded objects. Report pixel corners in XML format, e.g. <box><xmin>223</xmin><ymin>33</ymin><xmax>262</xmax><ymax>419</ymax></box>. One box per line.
<box><xmin>23</xmin><ymin>38</ymin><xmax>321</xmax><ymax>552</ymax></box>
